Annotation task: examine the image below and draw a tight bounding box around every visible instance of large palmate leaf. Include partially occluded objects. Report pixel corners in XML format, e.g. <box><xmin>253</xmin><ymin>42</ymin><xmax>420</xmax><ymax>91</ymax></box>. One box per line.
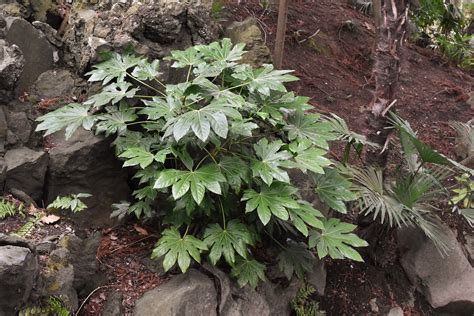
<box><xmin>139</xmin><ymin>96</ymin><xmax>177</xmax><ymax>120</ymax></box>
<box><xmin>86</xmin><ymin>53</ymin><xmax>141</xmax><ymax>84</ymax></box>
<box><xmin>288</xmin><ymin>141</ymin><xmax>332</xmax><ymax>174</ymax></box>
<box><xmin>152</xmin><ymin>228</ymin><xmax>207</xmax><ymax>273</ymax></box>
<box><xmin>218</xmin><ymin>156</ymin><xmax>249</xmax><ymax>192</ymax></box>
<box><xmin>131</xmin><ymin>59</ymin><xmax>161</xmax><ymax>81</ymax></box>
<box><xmin>35</xmin><ymin>103</ymin><xmax>95</xmax><ymax>140</ymax></box>
<box><xmin>154</xmin><ymin>164</ymin><xmax>226</xmax><ymax>204</ymax></box>
<box><xmin>284</xmin><ymin>111</ymin><xmax>337</xmax><ymax>150</ymax></box>
<box><xmin>278</xmin><ymin>242</ymin><xmax>316</xmax><ymax>280</ymax></box>
<box><xmin>231</xmin><ymin>258</ymin><xmax>266</xmax><ymax>288</ymax></box>
<box><xmin>252</xmin><ymin>139</ymin><xmax>291</xmax><ymax>185</ymax></box>
<box><xmin>308</xmin><ymin>218</ymin><xmax>368</xmax><ymax>261</ymax></box>
<box><xmin>119</xmin><ymin>147</ymin><xmax>170</xmax><ymax>169</ymax></box>
<box><xmin>197</xmin><ymin>38</ymin><xmax>246</xmax><ymax>68</ymax></box>
<box><xmin>312</xmin><ymin>168</ymin><xmax>357</xmax><ymax>214</ymax></box>
<box><xmin>84</xmin><ymin>82</ymin><xmax>139</xmax><ymax>108</ymax></box>
<box><xmin>203</xmin><ymin>220</ymin><xmax>254</xmax><ymax>265</ymax></box>
<box><xmin>166</xmin><ymin>46</ymin><xmax>203</xmax><ymax>68</ymax></box>
<box><xmin>233</xmin><ymin>63</ymin><xmax>298</xmax><ymax>96</ymax></box>
<box><xmin>242</xmin><ymin>182</ymin><xmax>299</xmax><ymax>225</ymax></box>
<box><xmin>95</xmin><ymin>107</ymin><xmax>137</xmax><ymax>136</ymax></box>
<box><xmin>288</xmin><ymin>202</ymin><xmax>325</xmax><ymax>236</ymax></box>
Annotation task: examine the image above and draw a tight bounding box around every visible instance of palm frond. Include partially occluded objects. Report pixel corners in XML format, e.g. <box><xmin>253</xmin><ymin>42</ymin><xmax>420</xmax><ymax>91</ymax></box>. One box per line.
<box><xmin>323</xmin><ymin>114</ymin><xmax>379</xmax><ymax>147</ymax></box>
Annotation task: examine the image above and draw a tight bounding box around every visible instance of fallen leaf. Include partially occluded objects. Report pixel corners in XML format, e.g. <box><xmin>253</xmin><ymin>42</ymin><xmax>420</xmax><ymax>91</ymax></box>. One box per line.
<box><xmin>41</xmin><ymin>214</ymin><xmax>61</xmax><ymax>224</ymax></box>
<box><xmin>134</xmin><ymin>224</ymin><xmax>149</xmax><ymax>236</ymax></box>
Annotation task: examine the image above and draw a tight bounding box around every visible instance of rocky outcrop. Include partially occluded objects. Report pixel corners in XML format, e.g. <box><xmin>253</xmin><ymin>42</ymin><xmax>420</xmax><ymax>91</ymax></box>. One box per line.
<box><xmin>133</xmin><ymin>269</ymin><xmax>218</xmax><ymax>316</ymax></box>
<box><xmin>0</xmin><ymin>38</ymin><xmax>24</xmax><ymax>102</ymax></box>
<box><xmin>5</xmin><ymin>18</ymin><xmax>56</xmax><ymax>96</ymax></box>
<box><xmin>398</xmin><ymin>225</ymin><xmax>474</xmax><ymax>314</ymax></box>
<box><xmin>45</xmin><ymin>128</ymin><xmax>130</xmax><ymax>228</ymax></box>
<box><xmin>62</xmin><ymin>1</ymin><xmax>220</xmax><ymax>74</ymax></box>
<box><xmin>4</xmin><ymin>147</ymin><xmax>48</xmax><ymax>201</ymax></box>
<box><xmin>225</xmin><ymin>17</ymin><xmax>272</xmax><ymax>67</ymax></box>
<box><xmin>0</xmin><ymin>244</ymin><xmax>38</xmax><ymax>315</ymax></box>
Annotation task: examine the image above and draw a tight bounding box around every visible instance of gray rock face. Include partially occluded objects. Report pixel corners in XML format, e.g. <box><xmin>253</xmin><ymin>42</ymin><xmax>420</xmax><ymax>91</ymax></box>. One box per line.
<box><xmin>398</xmin><ymin>225</ymin><xmax>474</xmax><ymax>314</ymax></box>
<box><xmin>0</xmin><ymin>105</ymin><xmax>7</xmax><ymax>152</ymax></box>
<box><xmin>6</xmin><ymin>111</ymin><xmax>32</xmax><ymax>145</ymax></box>
<box><xmin>0</xmin><ymin>245</ymin><xmax>38</xmax><ymax>315</ymax></box>
<box><xmin>29</xmin><ymin>69</ymin><xmax>76</xmax><ymax>99</ymax></box>
<box><xmin>306</xmin><ymin>257</ymin><xmax>327</xmax><ymax>296</ymax></box>
<box><xmin>225</xmin><ymin>18</ymin><xmax>272</xmax><ymax>67</ymax></box>
<box><xmin>102</xmin><ymin>290</ymin><xmax>123</xmax><ymax>316</ymax></box>
<box><xmin>6</xmin><ymin>18</ymin><xmax>55</xmax><ymax>95</ymax></box>
<box><xmin>4</xmin><ymin>147</ymin><xmax>48</xmax><ymax>201</ymax></box>
<box><xmin>133</xmin><ymin>269</ymin><xmax>218</xmax><ymax>316</ymax></box>
<box><xmin>0</xmin><ymin>39</ymin><xmax>24</xmax><ymax>101</ymax></box>
<box><xmin>62</xmin><ymin>1</ymin><xmax>219</xmax><ymax>74</ymax></box>
<box><xmin>46</xmin><ymin>128</ymin><xmax>130</xmax><ymax>228</ymax></box>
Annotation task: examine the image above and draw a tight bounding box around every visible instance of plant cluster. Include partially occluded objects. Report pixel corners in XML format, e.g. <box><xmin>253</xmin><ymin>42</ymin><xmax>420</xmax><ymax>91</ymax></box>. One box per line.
<box><xmin>36</xmin><ymin>39</ymin><xmax>369</xmax><ymax>287</ymax></box>
<box><xmin>412</xmin><ymin>0</ymin><xmax>473</xmax><ymax>68</ymax></box>
<box><xmin>0</xmin><ymin>198</ymin><xmax>23</xmax><ymax>219</ymax></box>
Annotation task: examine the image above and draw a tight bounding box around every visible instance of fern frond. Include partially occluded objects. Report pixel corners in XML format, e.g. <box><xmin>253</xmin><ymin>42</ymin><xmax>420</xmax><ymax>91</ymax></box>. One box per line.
<box><xmin>0</xmin><ymin>199</ymin><xmax>23</xmax><ymax>219</ymax></box>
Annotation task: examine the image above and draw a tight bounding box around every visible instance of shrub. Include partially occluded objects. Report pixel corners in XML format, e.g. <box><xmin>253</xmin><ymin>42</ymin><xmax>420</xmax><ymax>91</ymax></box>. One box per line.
<box><xmin>36</xmin><ymin>39</ymin><xmax>369</xmax><ymax>286</ymax></box>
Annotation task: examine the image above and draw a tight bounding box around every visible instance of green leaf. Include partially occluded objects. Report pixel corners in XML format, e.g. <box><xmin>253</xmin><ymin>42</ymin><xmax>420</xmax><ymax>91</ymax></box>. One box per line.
<box><xmin>152</xmin><ymin>228</ymin><xmax>207</xmax><ymax>273</ymax></box>
<box><xmin>129</xmin><ymin>200</ymin><xmax>153</xmax><ymax>218</ymax></box>
<box><xmin>278</xmin><ymin>242</ymin><xmax>316</xmax><ymax>280</ymax></box>
<box><xmin>197</xmin><ymin>38</ymin><xmax>246</xmax><ymax>69</ymax></box>
<box><xmin>218</xmin><ymin>156</ymin><xmax>249</xmax><ymax>192</ymax></box>
<box><xmin>284</xmin><ymin>111</ymin><xmax>337</xmax><ymax>150</ymax></box>
<box><xmin>84</xmin><ymin>82</ymin><xmax>139</xmax><ymax>108</ymax></box>
<box><xmin>96</xmin><ymin>106</ymin><xmax>137</xmax><ymax>136</ymax></box>
<box><xmin>231</xmin><ymin>258</ymin><xmax>266</xmax><ymax>288</ymax></box>
<box><xmin>288</xmin><ymin>202</ymin><xmax>324</xmax><ymax>236</ymax></box>
<box><xmin>154</xmin><ymin>164</ymin><xmax>225</xmax><ymax>204</ymax></box>
<box><xmin>139</xmin><ymin>96</ymin><xmax>176</xmax><ymax>120</ymax></box>
<box><xmin>119</xmin><ymin>148</ymin><xmax>170</xmax><ymax>169</ymax></box>
<box><xmin>293</xmin><ymin>146</ymin><xmax>332</xmax><ymax>174</ymax></box>
<box><xmin>36</xmin><ymin>103</ymin><xmax>95</xmax><ymax>140</ymax></box>
<box><xmin>242</xmin><ymin>182</ymin><xmax>299</xmax><ymax>225</ymax></box>
<box><xmin>86</xmin><ymin>53</ymin><xmax>141</xmax><ymax>84</ymax></box>
<box><xmin>308</xmin><ymin>218</ymin><xmax>368</xmax><ymax>262</ymax></box>
<box><xmin>131</xmin><ymin>58</ymin><xmax>161</xmax><ymax>81</ymax></box>
<box><xmin>166</xmin><ymin>46</ymin><xmax>202</xmax><ymax>68</ymax></box>
<box><xmin>252</xmin><ymin>139</ymin><xmax>291</xmax><ymax>185</ymax></box>
<box><xmin>312</xmin><ymin>168</ymin><xmax>357</xmax><ymax>214</ymax></box>
<box><xmin>203</xmin><ymin>220</ymin><xmax>253</xmax><ymax>265</ymax></box>
<box><xmin>233</xmin><ymin>63</ymin><xmax>298</xmax><ymax>96</ymax></box>
<box><xmin>47</xmin><ymin>193</ymin><xmax>92</xmax><ymax>213</ymax></box>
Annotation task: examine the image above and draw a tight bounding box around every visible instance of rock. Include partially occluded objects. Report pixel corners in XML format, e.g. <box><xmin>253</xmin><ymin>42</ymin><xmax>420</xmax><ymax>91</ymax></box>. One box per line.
<box><xmin>0</xmin><ymin>233</ymin><xmax>36</xmax><ymax>253</ymax></box>
<box><xmin>65</xmin><ymin>232</ymin><xmax>104</xmax><ymax>296</ymax></box>
<box><xmin>29</xmin><ymin>69</ymin><xmax>76</xmax><ymax>99</ymax></box>
<box><xmin>43</xmin><ymin>246</ymin><xmax>78</xmax><ymax>310</ymax></box>
<box><xmin>133</xmin><ymin>269</ymin><xmax>218</xmax><ymax>316</ymax></box>
<box><xmin>208</xmin><ymin>266</ymin><xmax>271</xmax><ymax>316</ymax></box>
<box><xmin>6</xmin><ymin>111</ymin><xmax>32</xmax><ymax>145</ymax></box>
<box><xmin>61</xmin><ymin>2</ymin><xmax>219</xmax><ymax>73</ymax></box>
<box><xmin>6</xmin><ymin>18</ymin><xmax>55</xmax><ymax>95</ymax></box>
<box><xmin>305</xmin><ymin>257</ymin><xmax>327</xmax><ymax>296</ymax></box>
<box><xmin>32</xmin><ymin>21</ymin><xmax>62</xmax><ymax>48</ymax></box>
<box><xmin>45</xmin><ymin>128</ymin><xmax>130</xmax><ymax>228</ymax></box>
<box><xmin>0</xmin><ymin>245</ymin><xmax>38</xmax><ymax>315</ymax></box>
<box><xmin>467</xmin><ymin>92</ymin><xmax>474</xmax><ymax>111</ymax></box>
<box><xmin>398</xmin><ymin>224</ymin><xmax>474</xmax><ymax>314</ymax></box>
<box><xmin>102</xmin><ymin>290</ymin><xmax>123</xmax><ymax>316</ymax></box>
<box><xmin>225</xmin><ymin>18</ymin><xmax>271</xmax><ymax>67</ymax></box>
<box><xmin>4</xmin><ymin>147</ymin><xmax>48</xmax><ymax>201</ymax></box>
<box><xmin>0</xmin><ymin>39</ymin><xmax>24</xmax><ymax>101</ymax></box>
<box><xmin>387</xmin><ymin>306</ymin><xmax>404</xmax><ymax>316</ymax></box>
<box><xmin>369</xmin><ymin>298</ymin><xmax>379</xmax><ymax>313</ymax></box>
<box><xmin>258</xmin><ymin>278</ymin><xmax>302</xmax><ymax>316</ymax></box>
<box><xmin>0</xmin><ymin>106</ymin><xmax>7</xmax><ymax>152</ymax></box>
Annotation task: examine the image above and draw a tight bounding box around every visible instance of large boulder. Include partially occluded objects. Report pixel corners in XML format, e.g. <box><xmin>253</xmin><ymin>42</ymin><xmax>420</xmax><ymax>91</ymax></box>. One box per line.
<box><xmin>133</xmin><ymin>269</ymin><xmax>218</xmax><ymax>316</ymax></box>
<box><xmin>0</xmin><ymin>39</ymin><xmax>24</xmax><ymax>102</ymax></box>
<box><xmin>398</xmin><ymin>224</ymin><xmax>474</xmax><ymax>314</ymax></box>
<box><xmin>4</xmin><ymin>147</ymin><xmax>48</xmax><ymax>201</ymax></box>
<box><xmin>225</xmin><ymin>18</ymin><xmax>271</xmax><ymax>67</ymax></box>
<box><xmin>45</xmin><ymin>128</ymin><xmax>130</xmax><ymax>228</ymax></box>
<box><xmin>61</xmin><ymin>1</ymin><xmax>220</xmax><ymax>74</ymax></box>
<box><xmin>0</xmin><ymin>245</ymin><xmax>38</xmax><ymax>315</ymax></box>
<box><xmin>5</xmin><ymin>18</ymin><xmax>55</xmax><ymax>96</ymax></box>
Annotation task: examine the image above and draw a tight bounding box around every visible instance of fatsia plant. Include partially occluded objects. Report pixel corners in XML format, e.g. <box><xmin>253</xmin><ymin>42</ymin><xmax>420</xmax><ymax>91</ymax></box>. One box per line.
<box><xmin>36</xmin><ymin>39</ymin><xmax>368</xmax><ymax>287</ymax></box>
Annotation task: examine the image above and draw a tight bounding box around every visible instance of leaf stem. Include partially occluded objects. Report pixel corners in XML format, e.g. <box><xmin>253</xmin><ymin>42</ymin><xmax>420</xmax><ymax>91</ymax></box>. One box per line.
<box><xmin>127</xmin><ymin>72</ymin><xmax>166</xmax><ymax>97</ymax></box>
<box><xmin>218</xmin><ymin>197</ymin><xmax>226</xmax><ymax>229</ymax></box>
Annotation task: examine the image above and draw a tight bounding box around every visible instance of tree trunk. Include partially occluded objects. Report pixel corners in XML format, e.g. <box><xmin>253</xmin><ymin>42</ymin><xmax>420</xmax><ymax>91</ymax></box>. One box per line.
<box><xmin>367</xmin><ymin>0</ymin><xmax>409</xmax><ymax>167</ymax></box>
<box><xmin>274</xmin><ymin>0</ymin><xmax>289</xmax><ymax>69</ymax></box>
